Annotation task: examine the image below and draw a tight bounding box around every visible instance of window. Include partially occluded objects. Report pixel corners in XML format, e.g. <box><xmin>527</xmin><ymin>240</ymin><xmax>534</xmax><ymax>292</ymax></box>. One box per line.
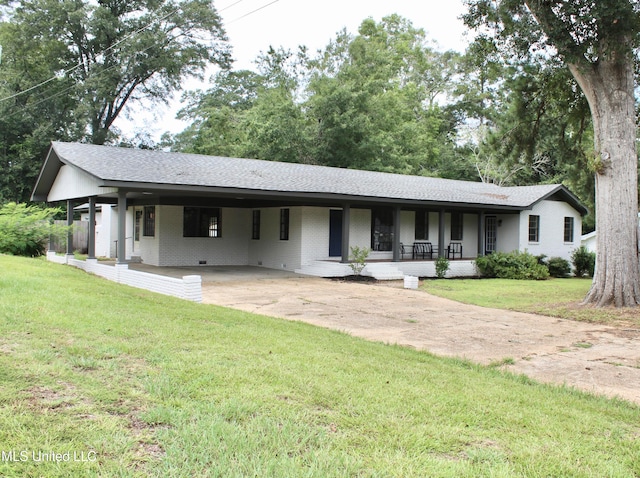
<box><xmin>371</xmin><ymin>208</ymin><xmax>393</xmax><ymax>251</ymax></box>
<box><xmin>451</xmin><ymin>212</ymin><xmax>463</xmax><ymax>241</ymax></box>
<box><xmin>528</xmin><ymin>215</ymin><xmax>540</xmax><ymax>242</ymax></box>
<box><xmin>415</xmin><ymin>211</ymin><xmax>429</xmax><ymax>240</ymax></box>
<box><xmin>143</xmin><ymin>206</ymin><xmax>155</xmax><ymax>237</ymax></box>
<box><xmin>280</xmin><ymin>208</ymin><xmax>289</xmax><ymax>240</ymax></box>
<box><xmin>183</xmin><ymin>207</ymin><xmax>221</xmax><ymax>238</ymax></box>
<box><xmin>252</xmin><ymin>210</ymin><xmax>261</xmax><ymax>240</ymax></box>
<box><xmin>564</xmin><ymin>217</ymin><xmax>574</xmax><ymax>243</ymax></box>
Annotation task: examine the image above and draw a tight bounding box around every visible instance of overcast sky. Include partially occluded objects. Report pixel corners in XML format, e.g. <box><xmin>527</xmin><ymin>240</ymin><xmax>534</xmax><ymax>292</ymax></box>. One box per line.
<box><xmin>118</xmin><ymin>0</ymin><xmax>471</xmax><ymax>141</ymax></box>
<box><xmin>221</xmin><ymin>0</ymin><xmax>470</xmax><ymax>69</ymax></box>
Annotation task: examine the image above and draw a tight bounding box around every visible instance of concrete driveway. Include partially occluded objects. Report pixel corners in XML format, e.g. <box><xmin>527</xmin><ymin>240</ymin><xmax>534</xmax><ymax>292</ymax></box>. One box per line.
<box><xmin>201</xmin><ymin>275</ymin><xmax>640</xmax><ymax>405</ymax></box>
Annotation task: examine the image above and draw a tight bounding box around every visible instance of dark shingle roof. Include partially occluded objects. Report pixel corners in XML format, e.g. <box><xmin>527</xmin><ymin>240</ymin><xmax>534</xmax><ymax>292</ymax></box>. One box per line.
<box><xmin>34</xmin><ymin>142</ymin><xmax>587</xmax><ymax>214</ymax></box>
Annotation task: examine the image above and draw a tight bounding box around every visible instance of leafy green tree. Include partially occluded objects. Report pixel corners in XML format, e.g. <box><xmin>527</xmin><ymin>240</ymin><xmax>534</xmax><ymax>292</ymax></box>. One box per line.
<box><xmin>453</xmin><ymin>36</ymin><xmax>505</xmax><ymax>128</ymax></box>
<box><xmin>5</xmin><ymin>0</ymin><xmax>230</xmax><ymax>145</ymax></box>
<box><xmin>0</xmin><ymin>202</ymin><xmax>67</xmax><ymax>257</ymax></box>
<box><xmin>0</xmin><ymin>19</ymin><xmax>77</xmax><ymax>203</ymax></box>
<box><xmin>241</xmin><ymin>87</ymin><xmax>313</xmax><ymax>163</ymax></box>
<box><xmin>167</xmin><ymin>70</ymin><xmax>263</xmax><ymax>155</ymax></box>
<box><xmin>170</xmin><ymin>16</ymin><xmax>461</xmax><ymax>175</ymax></box>
<box><xmin>306</xmin><ymin>15</ymin><xmax>457</xmax><ymax>175</ymax></box>
<box><xmin>238</xmin><ymin>46</ymin><xmax>313</xmax><ymax>163</ymax></box>
<box><xmin>464</xmin><ymin>0</ymin><xmax>640</xmax><ymax>307</ymax></box>
<box><xmin>170</xmin><ymin>47</ymin><xmax>313</xmax><ymax>162</ymax></box>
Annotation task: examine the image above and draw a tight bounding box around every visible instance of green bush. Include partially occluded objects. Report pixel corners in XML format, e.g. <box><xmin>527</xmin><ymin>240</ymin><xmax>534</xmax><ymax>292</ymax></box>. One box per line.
<box><xmin>348</xmin><ymin>246</ymin><xmax>370</xmax><ymax>276</ymax></box>
<box><xmin>571</xmin><ymin>246</ymin><xmax>596</xmax><ymax>277</ymax></box>
<box><xmin>0</xmin><ymin>202</ymin><xmax>67</xmax><ymax>257</ymax></box>
<box><xmin>475</xmin><ymin>251</ymin><xmax>550</xmax><ymax>280</ymax></box>
<box><xmin>546</xmin><ymin>257</ymin><xmax>572</xmax><ymax>278</ymax></box>
<box><xmin>435</xmin><ymin>256</ymin><xmax>450</xmax><ymax>279</ymax></box>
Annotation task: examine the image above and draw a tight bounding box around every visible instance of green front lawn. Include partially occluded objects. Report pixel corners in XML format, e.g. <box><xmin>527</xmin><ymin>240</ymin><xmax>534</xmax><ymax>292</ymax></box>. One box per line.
<box><xmin>0</xmin><ymin>255</ymin><xmax>639</xmax><ymax>477</ymax></box>
<box><xmin>422</xmin><ymin>278</ymin><xmax>640</xmax><ymax>327</ymax></box>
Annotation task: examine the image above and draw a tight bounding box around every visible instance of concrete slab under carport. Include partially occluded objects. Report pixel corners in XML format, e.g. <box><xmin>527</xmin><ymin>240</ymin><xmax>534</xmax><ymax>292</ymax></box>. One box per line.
<box><xmin>124</xmin><ymin>263</ymin><xmax>304</xmax><ymax>283</ymax></box>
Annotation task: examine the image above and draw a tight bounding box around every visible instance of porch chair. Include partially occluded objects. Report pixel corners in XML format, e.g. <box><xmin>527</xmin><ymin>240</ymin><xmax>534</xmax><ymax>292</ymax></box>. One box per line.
<box><xmin>447</xmin><ymin>242</ymin><xmax>463</xmax><ymax>259</ymax></box>
<box><xmin>399</xmin><ymin>242</ymin><xmax>407</xmax><ymax>259</ymax></box>
<box><xmin>412</xmin><ymin>242</ymin><xmax>434</xmax><ymax>260</ymax></box>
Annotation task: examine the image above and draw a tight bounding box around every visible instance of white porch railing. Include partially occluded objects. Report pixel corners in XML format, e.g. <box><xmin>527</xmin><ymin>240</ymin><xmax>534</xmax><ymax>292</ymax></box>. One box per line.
<box><xmin>46</xmin><ymin>252</ymin><xmax>202</xmax><ymax>302</ymax></box>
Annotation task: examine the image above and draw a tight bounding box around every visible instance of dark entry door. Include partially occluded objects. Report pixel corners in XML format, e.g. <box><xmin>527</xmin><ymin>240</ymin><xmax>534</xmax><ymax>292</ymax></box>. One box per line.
<box><xmin>329</xmin><ymin>210</ymin><xmax>342</xmax><ymax>257</ymax></box>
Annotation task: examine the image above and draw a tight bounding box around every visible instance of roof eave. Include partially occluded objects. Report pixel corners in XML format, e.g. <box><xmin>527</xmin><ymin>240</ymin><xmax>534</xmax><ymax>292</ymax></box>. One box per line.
<box><xmin>99</xmin><ymin>180</ymin><xmax>527</xmax><ymax>211</ymax></box>
<box><xmin>31</xmin><ymin>144</ymin><xmax>61</xmax><ymax>202</ymax></box>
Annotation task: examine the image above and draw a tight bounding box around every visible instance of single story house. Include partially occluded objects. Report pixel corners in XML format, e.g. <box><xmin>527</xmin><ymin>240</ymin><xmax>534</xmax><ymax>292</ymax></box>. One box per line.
<box><xmin>32</xmin><ymin>142</ymin><xmax>587</xmax><ymax>278</ymax></box>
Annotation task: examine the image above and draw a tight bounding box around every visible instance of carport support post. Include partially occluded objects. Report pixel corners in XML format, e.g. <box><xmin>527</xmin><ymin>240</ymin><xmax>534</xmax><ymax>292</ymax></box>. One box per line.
<box><xmin>392</xmin><ymin>206</ymin><xmax>401</xmax><ymax>262</ymax></box>
<box><xmin>340</xmin><ymin>203</ymin><xmax>351</xmax><ymax>263</ymax></box>
<box><xmin>66</xmin><ymin>200</ymin><xmax>74</xmax><ymax>258</ymax></box>
<box><xmin>116</xmin><ymin>190</ymin><xmax>127</xmax><ymax>264</ymax></box>
<box><xmin>87</xmin><ymin>197</ymin><xmax>96</xmax><ymax>260</ymax></box>
<box><xmin>438</xmin><ymin>209</ymin><xmax>445</xmax><ymax>258</ymax></box>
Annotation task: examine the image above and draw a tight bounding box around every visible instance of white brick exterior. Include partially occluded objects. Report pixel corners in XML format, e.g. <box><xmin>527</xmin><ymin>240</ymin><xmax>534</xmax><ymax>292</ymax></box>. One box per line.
<box><xmin>518</xmin><ymin>200</ymin><xmax>582</xmax><ymax>261</ymax></box>
<box><xmin>97</xmin><ymin>200</ymin><xmax>583</xmax><ymax>272</ymax></box>
<box><xmin>248</xmin><ymin>207</ymin><xmax>302</xmax><ymax>270</ymax></box>
<box><xmin>481</xmin><ymin>201</ymin><xmax>582</xmax><ymax>261</ymax></box>
<box><xmin>151</xmin><ymin>206</ymin><xmax>251</xmax><ymax>267</ymax></box>
<box><xmin>494</xmin><ymin>214</ymin><xmax>521</xmax><ymax>254</ymax></box>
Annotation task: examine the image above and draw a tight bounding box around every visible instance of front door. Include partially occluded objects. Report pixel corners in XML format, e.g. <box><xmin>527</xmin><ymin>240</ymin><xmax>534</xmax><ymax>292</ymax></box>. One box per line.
<box><xmin>329</xmin><ymin>210</ymin><xmax>342</xmax><ymax>257</ymax></box>
<box><xmin>485</xmin><ymin>216</ymin><xmax>497</xmax><ymax>255</ymax></box>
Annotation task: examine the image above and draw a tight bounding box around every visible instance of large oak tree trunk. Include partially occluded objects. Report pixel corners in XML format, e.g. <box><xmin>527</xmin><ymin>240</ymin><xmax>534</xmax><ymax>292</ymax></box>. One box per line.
<box><xmin>569</xmin><ymin>58</ymin><xmax>640</xmax><ymax>307</ymax></box>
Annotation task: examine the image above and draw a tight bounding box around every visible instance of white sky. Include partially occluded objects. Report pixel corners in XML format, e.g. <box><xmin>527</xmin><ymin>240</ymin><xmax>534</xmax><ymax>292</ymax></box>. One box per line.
<box><xmin>118</xmin><ymin>0</ymin><xmax>471</xmax><ymax>141</ymax></box>
<box><xmin>221</xmin><ymin>0</ymin><xmax>470</xmax><ymax>69</ymax></box>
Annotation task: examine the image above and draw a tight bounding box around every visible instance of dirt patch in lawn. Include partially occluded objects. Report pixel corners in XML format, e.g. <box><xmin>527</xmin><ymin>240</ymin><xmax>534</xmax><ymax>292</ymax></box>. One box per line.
<box><xmin>202</xmin><ymin>277</ymin><xmax>640</xmax><ymax>405</ymax></box>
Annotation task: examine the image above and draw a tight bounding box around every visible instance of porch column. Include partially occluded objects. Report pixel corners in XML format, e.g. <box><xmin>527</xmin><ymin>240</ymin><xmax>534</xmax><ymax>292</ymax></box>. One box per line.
<box><xmin>340</xmin><ymin>203</ymin><xmax>351</xmax><ymax>263</ymax></box>
<box><xmin>66</xmin><ymin>200</ymin><xmax>74</xmax><ymax>257</ymax></box>
<box><xmin>87</xmin><ymin>197</ymin><xmax>96</xmax><ymax>260</ymax></box>
<box><xmin>392</xmin><ymin>206</ymin><xmax>401</xmax><ymax>262</ymax></box>
<box><xmin>438</xmin><ymin>208</ymin><xmax>445</xmax><ymax>258</ymax></box>
<box><xmin>116</xmin><ymin>190</ymin><xmax>127</xmax><ymax>264</ymax></box>
<box><xmin>477</xmin><ymin>212</ymin><xmax>485</xmax><ymax>257</ymax></box>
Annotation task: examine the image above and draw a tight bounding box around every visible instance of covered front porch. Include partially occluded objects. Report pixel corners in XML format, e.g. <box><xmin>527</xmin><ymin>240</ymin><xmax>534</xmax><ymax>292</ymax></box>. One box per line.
<box><xmin>323</xmin><ymin>204</ymin><xmax>512</xmax><ymax>268</ymax></box>
<box><xmin>60</xmin><ymin>198</ymin><xmax>507</xmax><ymax>278</ymax></box>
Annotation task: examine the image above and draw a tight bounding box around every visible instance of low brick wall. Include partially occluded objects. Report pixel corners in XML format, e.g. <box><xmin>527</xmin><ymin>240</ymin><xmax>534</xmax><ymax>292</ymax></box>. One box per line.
<box><xmin>46</xmin><ymin>252</ymin><xmax>202</xmax><ymax>302</ymax></box>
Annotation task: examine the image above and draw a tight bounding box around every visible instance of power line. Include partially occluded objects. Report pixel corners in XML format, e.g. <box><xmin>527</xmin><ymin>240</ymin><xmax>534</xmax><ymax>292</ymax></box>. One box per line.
<box><xmin>1</xmin><ymin>42</ymin><xmax>159</xmax><ymax>120</ymax></box>
<box><xmin>227</xmin><ymin>0</ymin><xmax>280</xmax><ymax>24</ymax></box>
<box><xmin>219</xmin><ymin>0</ymin><xmax>246</xmax><ymax>12</ymax></box>
<box><xmin>0</xmin><ymin>7</ymin><xmax>180</xmax><ymax>104</ymax></box>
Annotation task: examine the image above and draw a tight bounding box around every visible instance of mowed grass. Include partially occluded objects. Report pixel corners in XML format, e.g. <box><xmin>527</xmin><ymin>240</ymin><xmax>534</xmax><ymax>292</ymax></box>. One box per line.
<box><xmin>0</xmin><ymin>255</ymin><xmax>639</xmax><ymax>477</ymax></box>
<box><xmin>422</xmin><ymin>278</ymin><xmax>640</xmax><ymax>327</ymax></box>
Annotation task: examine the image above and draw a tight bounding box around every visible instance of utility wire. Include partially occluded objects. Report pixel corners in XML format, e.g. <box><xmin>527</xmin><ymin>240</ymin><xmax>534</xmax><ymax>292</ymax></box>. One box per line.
<box><xmin>226</xmin><ymin>0</ymin><xmax>280</xmax><ymax>24</ymax></box>
<box><xmin>1</xmin><ymin>42</ymin><xmax>159</xmax><ymax>120</ymax></box>
<box><xmin>219</xmin><ymin>0</ymin><xmax>246</xmax><ymax>12</ymax></box>
<box><xmin>0</xmin><ymin>7</ymin><xmax>180</xmax><ymax>104</ymax></box>
<box><xmin>0</xmin><ymin>0</ymin><xmax>280</xmax><ymax>121</ymax></box>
